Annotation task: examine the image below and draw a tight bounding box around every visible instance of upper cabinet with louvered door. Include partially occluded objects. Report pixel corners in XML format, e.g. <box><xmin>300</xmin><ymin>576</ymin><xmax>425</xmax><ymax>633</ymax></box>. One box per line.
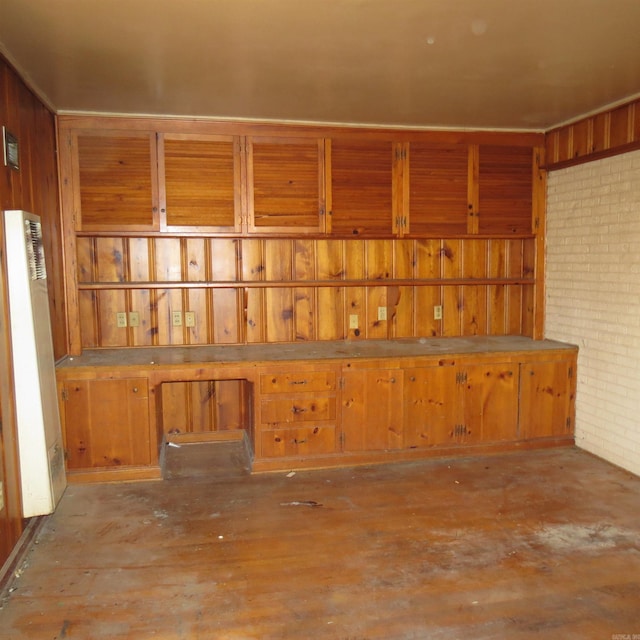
<box><xmin>247</xmin><ymin>136</ymin><xmax>326</xmax><ymax>234</ymax></box>
<box><xmin>407</xmin><ymin>142</ymin><xmax>471</xmax><ymax>236</ymax></box>
<box><xmin>477</xmin><ymin>145</ymin><xmax>533</xmax><ymax>235</ymax></box>
<box><xmin>327</xmin><ymin>139</ymin><xmax>396</xmax><ymax>236</ymax></box>
<box><xmin>158</xmin><ymin>134</ymin><xmax>242</xmax><ymax>233</ymax></box>
<box><xmin>74</xmin><ymin>131</ymin><xmax>158</xmax><ymax>231</ymax></box>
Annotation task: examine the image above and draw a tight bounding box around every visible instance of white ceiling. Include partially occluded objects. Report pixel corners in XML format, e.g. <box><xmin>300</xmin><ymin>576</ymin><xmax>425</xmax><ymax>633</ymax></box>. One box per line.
<box><xmin>1</xmin><ymin>0</ymin><xmax>640</xmax><ymax>131</ymax></box>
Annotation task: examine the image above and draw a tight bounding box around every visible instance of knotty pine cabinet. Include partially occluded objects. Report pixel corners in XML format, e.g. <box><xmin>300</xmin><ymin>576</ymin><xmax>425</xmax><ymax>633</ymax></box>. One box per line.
<box><xmin>246</xmin><ymin>136</ymin><xmax>326</xmax><ymax>234</ymax></box>
<box><xmin>59</xmin><ymin>377</ymin><xmax>153</xmax><ymax>473</ymax></box>
<box><xmin>60</xmin><ymin>117</ymin><xmax>541</xmax><ymax>239</ymax></box>
<box><xmin>55</xmin><ymin>338</ymin><xmax>577</xmax><ymax>480</ymax></box>
<box><xmin>256</xmin><ymin>365</ymin><xmax>339</xmax><ymax>458</ymax></box>
<box><xmin>519</xmin><ymin>359</ymin><xmax>575</xmax><ymax>438</ymax></box>
<box><xmin>341</xmin><ymin>359</ymin><xmax>519</xmax><ymax>452</ymax></box>
<box><xmin>70</xmin><ymin>129</ymin><xmax>242</xmax><ymax>233</ymax></box>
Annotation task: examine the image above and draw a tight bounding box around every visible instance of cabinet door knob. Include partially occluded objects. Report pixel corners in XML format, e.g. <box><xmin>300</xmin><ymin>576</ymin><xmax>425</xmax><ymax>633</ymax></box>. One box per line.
<box><xmin>132</xmin><ymin>387</ymin><xmax>138</xmax><ymax>393</ymax></box>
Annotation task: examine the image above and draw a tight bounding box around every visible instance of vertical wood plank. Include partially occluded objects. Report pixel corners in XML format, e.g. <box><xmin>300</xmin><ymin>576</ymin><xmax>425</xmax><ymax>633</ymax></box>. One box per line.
<box><xmin>317</xmin><ymin>287</ymin><xmax>345</xmax><ymax>341</ymax></box>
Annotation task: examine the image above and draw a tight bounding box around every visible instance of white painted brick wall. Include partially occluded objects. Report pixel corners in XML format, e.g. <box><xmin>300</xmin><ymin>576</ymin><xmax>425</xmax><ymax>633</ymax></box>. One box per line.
<box><xmin>546</xmin><ymin>149</ymin><xmax>640</xmax><ymax>476</ymax></box>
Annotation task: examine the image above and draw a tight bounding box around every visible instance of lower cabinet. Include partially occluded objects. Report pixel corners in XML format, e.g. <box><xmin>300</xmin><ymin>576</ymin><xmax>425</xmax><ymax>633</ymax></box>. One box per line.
<box><xmin>60</xmin><ymin>377</ymin><xmax>152</xmax><ymax>470</ymax></box>
<box><xmin>519</xmin><ymin>359</ymin><xmax>576</xmax><ymax>439</ymax></box>
<box><xmin>342</xmin><ymin>361</ymin><xmax>519</xmax><ymax>452</ymax></box>
<box><xmin>56</xmin><ymin>341</ymin><xmax>577</xmax><ymax>477</ymax></box>
<box><xmin>256</xmin><ymin>365</ymin><xmax>339</xmax><ymax>458</ymax></box>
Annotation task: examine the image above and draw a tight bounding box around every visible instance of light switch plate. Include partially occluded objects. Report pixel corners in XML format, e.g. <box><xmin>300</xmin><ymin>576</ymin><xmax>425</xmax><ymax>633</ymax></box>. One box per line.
<box><xmin>349</xmin><ymin>314</ymin><xmax>359</xmax><ymax>329</ymax></box>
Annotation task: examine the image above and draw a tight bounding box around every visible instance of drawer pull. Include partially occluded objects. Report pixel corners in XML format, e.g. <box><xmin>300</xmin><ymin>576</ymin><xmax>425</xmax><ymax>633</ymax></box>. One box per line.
<box><xmin>291</xmin><ymin>405</ymin><xmax>307</xmax><ymax>414</ymax></box>
<box><xmin>290</xmin><ymin>380</ymin><xmax>308</xmax><ymax>385</ymax></box>
<box><xmin>294</xmin><ymin>438</ymin><xmax>307</xmax><ymax>444</ymax></box>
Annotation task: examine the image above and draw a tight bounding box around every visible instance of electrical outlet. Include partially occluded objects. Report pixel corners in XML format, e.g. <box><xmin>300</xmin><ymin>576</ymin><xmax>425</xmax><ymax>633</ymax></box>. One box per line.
<box><xmin>185</xmin><ymin>311</ymin><xmax>195</xmax><ymax>327</ymax></box>
<box><xmin>116</xmin><ymin>312</ymin><xmax>127</xmax><ymax>328</ymax></box>
<box><xmin>378</xmin><ymin>306</ymin><xmax>387</xmax><ymax>321</ymax></box>
<box><xmin>349</xmin><ymin>314</ymin><xmax>359</xmax><ymax>329</ymax></box>
<box><xmin>434</xmin><ymin>305</ymin><xmax>443</xmax><ymax>320</ymax></box>
<box><xmin>128</xmin><ymin>311</ymin><xmax>140</xmax><ymax>327</ymax></box>
<box><xmin>172</xmin><ymin>311</ymin><xmax>183</xmax><ymax>327</ymax></box>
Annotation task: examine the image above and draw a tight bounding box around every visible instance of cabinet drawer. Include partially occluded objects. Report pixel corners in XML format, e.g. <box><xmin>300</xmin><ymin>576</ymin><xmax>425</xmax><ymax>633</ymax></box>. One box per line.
<box><xmin>260</xmin><ymin>396</ymin><xmax>336</xmax><ymax>424</ymax></box>
<box><xmin>260</xmin><ymin>425</ymin><xmax>336</xmax><ymax>458</ymax></box>
<box><xmin>260</xmin><ymin>371</ymin><xmax>336</xmax><ymax>394</ymax></box>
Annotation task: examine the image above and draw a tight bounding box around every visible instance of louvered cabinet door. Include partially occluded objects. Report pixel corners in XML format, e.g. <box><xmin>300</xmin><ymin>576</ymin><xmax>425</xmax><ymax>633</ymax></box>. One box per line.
<box><xmin>477</xmin><ymin>145</ymin><xmax>534</xmax><ymax>235</ymax></box>
<box><xmin>327</xmin><ymin>139</ymin><xmax>395</xmax><ymax>236</ymax></box>
<box><xmin>407</xmin><ymin>142</ymin><xmax>471</xmax><ymax>236</ymax></box>
<box><xmin>74</xmin><ymin>131</ymin><xmax>158</xmax><ymax>231</ymax></box>
<box><xmin>247</xmin><ymin>136</ymin><xmax>326</xmax><ymax>234</ymax></box>
<box><xmin>159</xmin><ymin>134</ymin><xmax>242</xmax><ymax>232</ymax></box>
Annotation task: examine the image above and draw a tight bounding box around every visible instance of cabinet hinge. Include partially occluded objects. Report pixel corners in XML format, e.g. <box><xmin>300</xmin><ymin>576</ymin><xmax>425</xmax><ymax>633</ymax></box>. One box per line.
<box><xmin>61</xmin><ymin>388</ymin><xmax>68</xmax><ymax>401</ymax></box>
<box><xmin>566</xmin><ymin>417</ymin><xmax>571</xmax><ymax>430</ymax></box>
<box><xmin>456</xmin><ymin>372</ymin><xmax>468</xmax><ymax>384</ymax></box>
<box><xmin>568</xmin><ymin>366</ymin><xmax>573</xmax><ymax>379</ymax></box>
<box><xmin>339</xmin><ymin>432</ymin><xmax>345</xmax><ymax>446</ymax></box>
<box><xmin>338</xmin><ymin>377</ymin><xmax>345</xmax><ymax>390</ymax></box>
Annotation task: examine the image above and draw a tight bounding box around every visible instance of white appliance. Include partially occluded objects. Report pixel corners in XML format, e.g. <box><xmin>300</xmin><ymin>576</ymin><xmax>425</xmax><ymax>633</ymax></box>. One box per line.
<box><xmin>3</xmin><ymin>209</ymin><xmax>66</xmax><ymax>517</ymax></box>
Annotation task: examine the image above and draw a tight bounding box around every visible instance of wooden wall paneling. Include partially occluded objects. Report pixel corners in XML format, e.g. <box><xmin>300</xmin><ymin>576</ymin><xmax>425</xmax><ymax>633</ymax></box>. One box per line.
<box><xmin>79</xmin><ymin>291</ymin><xmax>98</xmax><ymax>348</ymax></box>
<box><xmin>591</xmin><ymin>112</ymin><xmax>609</xmax><ymax>154</ymax></box>
<box><xmin>155</xmin><ymin>288</ymin><xmax>184</xmax><ymax>345</ymax></box>
<box><xmin>74</xmin><ymin>130</ymin><xmax>158</xmax><ymax>231</ymax></box>
<box><xmin>185</xmin><ymin>238</ymin><xmax>208</xmax><ymax>283</ymax></box>
<box><xmin>211</xmin><ymin>237</ymin><xmax>239</xmax><ymax>280</ymax></box>
<box><xmin>216</xmin><ymin>380</ymin><xmax>247</xmax><ymax>431</ymax></box>
<box><xmin>609</xmin><ymin>103</ymin><xmax>633</xmax><ymax>149</ymax></box>
<box><xmin>506</xmin><ymin>239</ymin><xmax>524</xmax><ymax>335</ymax></box>
<box><xmin>346</xmin><ymin>287</ymin><xmax>366</xmax><ymax>339</ymax></box>
<box><xmin>557</xmin><ymin>126</ymin><xmax>572</xmax><ymax>164</ymax></box>
<box><xmin>264</xmin><ymin>240</ymin><xmax>293</xmax><ymax>342</ymax></box>
<box><xmin>441</xmin><ymin>240</ymin><xmax>462</xmax><ymax>336</ymax></box>
<box><xmin>158</xmin><ymin>133</ymin><xmax>241</xmax><ymax>232</ymax></box>
<box><xmin>127</xmin><ymin>237</ymin><xmax>151</xmax><ymax>281</ymax></box>
<box><xmin>545</xmin><ymin>131</ymin><xmax>558</xmax><ymax>167</ymax></box>
<box><xmin>531</xmin><ymin>148</ymin><xmax>546</xmax><ymax>338</ymax></box>
<box><xmin>247</xmin><ymin>136</ymin><xmax>325</xmax><ymax>234</ymax></box>
<box><xmin>153</xmin><ymin>237</ymin><xmax>183</xmax><ymax>282</ymax></box>
<box><xmin>571</xmin><ymin>118</ymin><xmax>591</xmax><ymax>158</ymax></box>
<box><xmin>95</xmin><ymin>237</ymin><xmax>126</xmax><ymax>282</ymax></box>
<box><xmin>328</xmin><ymin>138</ymin><xmax>394</xmax><ymax>236</ymax></box>
<box><xmin>190</xmin><ymin>382</ymin><xmax>215</xmax><ymax>432</ymax></box>
<box><xmin>391</xmin><ymin>240</ymin><xmax>415</xmax><ymax>337</ymax></box>
<box><xmin>633</xmin><ymin>100</ymin><xmax>640</xmax><ymax>142</ymax></box>
<box><xmin>185</xmin><ymin>288</ymin><xmax>208</xmax><ymax>345</ymax></box>
<box><xmin>129</xmin><ymin>289</ymin><xmax>153</xmax><ymax>346</ymax></box>
<box><xmin>242</xmin><ymin>237</ymin><xmax>265</xmax><ymax>344</ymax></box>
<box><xmin>414</xmin><ymin>286</ymin><xmax>440</xmax><ymax>337</ymax></box>
<box><xmin>76</xmin><ymin>237</ymin><xmax>95</xmax><ymax>284</ymax></box>
<box><xmin>294</xmin><ymin>239</ymin><xmax>316</xmax><ymax>341</ymax></box>
<box><xmin>461</xmin><ymin>239</ymin><xmax>488</xmax><ymax>335</ymax></box>
<box><xmin>477</xmin><ymin>145</ymin><xmax>533</xmax><ymax>235</ymax></box>
<box><xmin>316</xmin><ymin>239</ymin><xmax>344</xmax><ymax>281</ymax></box>
<box><xmin>97</xmin><ymin>289</ymin><xmax>128</xmax><ymax>347</ymax></box>
<box><xmin>366</xmin><ymin>239</ymin><xmax>392</xmax><ymax>336</ymax></box>
<box><xmin>389</xmin><ymin>285</ymin><xmax>414</xmax><ymax>338</ymax></box>
<box><xmin>212</xmin><ymin>288</ymin><xmax>241</xmax><ymax>344</ymax></box>
<box><xmin>343</xmin><ymin>239</ymin><xmax>365</xmax><ymax>280</ymax></box>
<box><xmin>366</xmin><ymin>285</ymin><xmax>389</xmax><ymax>339</ymax></box>
<box><xmin>407</xmin><ymin>142</ymin><xmax>469</xmax><ymax>236</ymax></box>
<box><xmin>161</xmin><ymin>382</ymin><xmax>190</xmax><ymax>435</ymax></box>
<box><xmin>317</xmin><ymin>287</ymin><xmax>345</xmax><ymax>341</ymax></box>
<box><xmin>487</xmin><ymin>239</ymin><xmax>507</xmax><ymax>335</ymax></box>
